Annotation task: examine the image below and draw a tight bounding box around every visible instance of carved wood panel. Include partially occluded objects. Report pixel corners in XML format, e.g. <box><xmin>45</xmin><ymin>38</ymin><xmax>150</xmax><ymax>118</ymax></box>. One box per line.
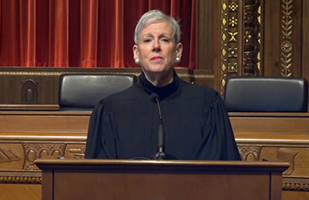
<box><xmin>0</xmin><ymin>141</ymin><xmax>86</xmax><ymax>179</ymax></box>
<box><xmin>197</xmin><ymin>0</ymin><xmax>309</xmax><ymax>97</ymax></box>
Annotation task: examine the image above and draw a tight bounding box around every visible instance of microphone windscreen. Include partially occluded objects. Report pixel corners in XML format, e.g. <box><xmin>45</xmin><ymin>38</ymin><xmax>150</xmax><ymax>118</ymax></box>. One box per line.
<box><xmin>158</xmin><ymin>124</ymin><xmax>164</xmax><ymax>147</ymax></box>
<box><xmin>150</xmin><ymin>93</ymin><xmax>159</xmax><ymax>103</ymax></box>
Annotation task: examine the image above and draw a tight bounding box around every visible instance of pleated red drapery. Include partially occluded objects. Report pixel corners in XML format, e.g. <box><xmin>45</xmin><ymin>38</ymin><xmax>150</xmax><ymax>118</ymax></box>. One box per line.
<box><xmin>0</xmin><ymin>0</ymin><xmax>196</xmax><ymax>69</ymax></box>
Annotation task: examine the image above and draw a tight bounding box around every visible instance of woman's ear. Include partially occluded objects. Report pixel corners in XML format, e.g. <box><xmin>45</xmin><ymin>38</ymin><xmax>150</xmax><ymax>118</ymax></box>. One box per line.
<box><xmin>176</xmin><ymin>43</ymin><xmax>183</xmax><ymax>59</ymax></box>
<box><xmin>133</xmin><ymin>45</ymin><xmax>139</xmax><ymax>60</ymax></box>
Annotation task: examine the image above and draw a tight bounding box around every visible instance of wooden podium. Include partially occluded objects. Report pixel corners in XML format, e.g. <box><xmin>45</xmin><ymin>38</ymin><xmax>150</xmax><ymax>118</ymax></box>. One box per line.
<box><xmin>35</xmin><ymin>159</ymin><xmax>289</xmax><ymax>200</ymax></box>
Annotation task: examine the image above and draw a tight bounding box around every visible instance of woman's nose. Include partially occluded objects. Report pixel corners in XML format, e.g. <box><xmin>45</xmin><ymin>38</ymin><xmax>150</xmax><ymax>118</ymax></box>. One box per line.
<box><xmin>152</xmin><ymin>39</ymin><xmax>161</xmax><ymax>52</ymax></box>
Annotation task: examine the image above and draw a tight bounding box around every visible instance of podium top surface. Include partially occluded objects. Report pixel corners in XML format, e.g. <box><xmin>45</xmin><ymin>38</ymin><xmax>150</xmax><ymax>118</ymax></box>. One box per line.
<box><xmin>35</xmin><ymin>159</ymin><xmax>289</xmax><ymax>173</ymax></box>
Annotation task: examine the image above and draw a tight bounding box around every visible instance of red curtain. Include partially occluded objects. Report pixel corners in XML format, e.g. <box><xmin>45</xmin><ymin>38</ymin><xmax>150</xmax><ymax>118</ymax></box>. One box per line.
<box><xmin>0</xmin><ymin>0</ymin><xmax>196</xmax><ymax>69</ymax></box>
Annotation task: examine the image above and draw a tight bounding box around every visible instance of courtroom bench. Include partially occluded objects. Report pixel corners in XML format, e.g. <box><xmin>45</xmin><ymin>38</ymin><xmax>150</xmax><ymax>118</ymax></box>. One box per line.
<box><xmin>0</xmin><ymin>111</ymin><xmax>309</xmax><ymax>200</ymax></box>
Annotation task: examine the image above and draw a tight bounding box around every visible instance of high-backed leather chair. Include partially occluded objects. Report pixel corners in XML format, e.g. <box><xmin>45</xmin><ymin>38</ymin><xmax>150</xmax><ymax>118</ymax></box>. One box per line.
<box><xmin>59</xmin><ymin>74</ymin><xmax>137</xmax><ymax>111</ymax></box>
<box><xmin>224</xmin><ymin>76</ymin><xmax>308</xmax><ymax>112</ymax></box>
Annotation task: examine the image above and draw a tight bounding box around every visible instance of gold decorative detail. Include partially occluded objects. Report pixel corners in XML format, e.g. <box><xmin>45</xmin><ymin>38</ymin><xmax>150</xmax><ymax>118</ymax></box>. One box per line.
<box><xmin>281</xmin><ymin>51</ymin><xmax>292</xmax><ymax>77</ymax></box>
<box><xmin>280</xmin><ymin>0</ymin><xmax>293</xmax><ymax>77</ymax></box>
<box><xmin>228</xmin><ymin>63</ymin><xmax>238</xmax><ymax>73</ymax></box>
<box><xmin>220</xmin><ymin>0</ymin><xmax>239</xmax><ymax>95</ymax></box>
<box><xmin>0</xmin><ymin>71</ymin><xmax>62</xmax><ymax>75</ymax></box>
<box><xmin>222</xmin><ymin>33</ymin><xmax>227</xmax><ymax>41</ymax></box>
<box><xmin>222</xmin><ymin>3</ymin><xmax>227</xmax><ymax>10</ymax></box>
<box><xmin>222</xmin><ymin>64</ymin><xmax>226</xmax><ymax>71</ymax></box>
<box><xmin>243</xmin><ymin>0</ymin><xmax>261</xmax><ymax>76</ymax></box>
<box><xmin>222</xmin><ymin>78</ymin><xmax>226</xmax><ymax>87</ymax></box>
<box><xmin>281</xmin><ymin>3</ymin><xmax>293</xmax><ymax>39</ymax></box>
<box><xmin>229</xmin><ymin>16</ymin><xmax>238</xmax><ymax>27</ymax></box>
<box><xmin>228</xmin><ymin>47</ymin><xmax>238</xmax><ymax>58</ymax></box>
<box><xmin>222</xmin><ymin>18</ymin><xmax>227</xmax><ymax>25</ymax></box>
<box><xmin>229</xmin><ymin>32</ymin><xmax>238</xmax><ymax>42</ymax></box>
<box><xmin>222</xmin><ymin>49</ymin><xmax>226</xmax><ymax>56</ymax></box>
<box><xmin>229</xmin><ymin>2</ymin><xmax>239</xmax><ymax>11</ymax></box>
<box><xmin>281</xmin><ymin>41</ymin><xmax>293</xmax><ymax>53</ymax></box>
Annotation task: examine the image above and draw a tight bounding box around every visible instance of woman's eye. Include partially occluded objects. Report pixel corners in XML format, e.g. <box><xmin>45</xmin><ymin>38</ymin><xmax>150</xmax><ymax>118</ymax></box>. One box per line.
<box><xmin>143</xmin><ymin>39</ymin><xmax>152</xmax><ymax>43</ymax></box>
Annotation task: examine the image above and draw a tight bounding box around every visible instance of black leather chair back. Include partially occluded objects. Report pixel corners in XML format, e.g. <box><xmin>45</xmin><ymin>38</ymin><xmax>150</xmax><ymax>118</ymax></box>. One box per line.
<box><xmin>224</xmin><ymin>76</ymin><xmax>308</xmax><ymax>112</ymax></box>
<box><xmin>59</xmin><ymin>74</ymin><xmax>137</xmax><ymax>111</ymax></box>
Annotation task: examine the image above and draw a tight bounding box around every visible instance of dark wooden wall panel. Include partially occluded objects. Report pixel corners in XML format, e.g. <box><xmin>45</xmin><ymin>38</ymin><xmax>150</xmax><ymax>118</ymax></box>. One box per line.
<box><xmin>0</xmin><ymin>67</ymin><xmax>195</xmax><ymax>106</ymax></box>
<box><xmin>197</xmin><ymin>0</ymin><xmax>308</xmax><ymax>97</ymax></box>
<box><xmin>196</xmin><ymin>0</ymin><xmax>215</xmax><ymax>72</ymax></box>
<box><xmin>302</xmin><ymin>0</ymin><xmax>309</xmax><ymax>80</ymax></box>
<box><xmin>264</xmin><ymin>0</ymin><xmax>303</xmax><ymax>77</ymax></box>
<box><xmin>0</xmin><ymin>75</ymin><xmax>59</xmax><ymax>104</ymax></box>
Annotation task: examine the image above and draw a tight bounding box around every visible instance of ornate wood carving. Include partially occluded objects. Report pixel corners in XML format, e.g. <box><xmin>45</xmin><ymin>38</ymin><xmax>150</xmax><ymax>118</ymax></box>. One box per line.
<box><xmin>219</xmin><ymin>0</ymin><xmax>262</xmax><ymax>95</ymax></box>
<box><xmin>238</xmin><ymin>145</ymin><xmax>262</xmax><ymax>161</ymax></box>
<box><xmin>21</xmin><ymin>79</ymin><xmax>38</xmax><ymax>104</ymax></box>
<box><xmin>0</xmin><ymin>175</ymin><xmax>41</xmax><ymax>184</ymax></box>
<box><xmin>24</xmin><ymin>143</ymin><xmax>65</xmax><ymax>170</ymax></box>
<box><xmin>277</xmin><ymin>148</ymin><xmax>298</xmax><ymax>175</ymax></box>
<box><xmin>243</xmin><ymin>0</ymin><xmax>261</xmax><ymax>76</ymax></box>
<box><xmin>219</xmin><ymin>0</ymin><xmax>231</xmax><ymax>94</ymax></box>
<box><xmin>0</xmin><ymin>141</ymin><xmax>86</xmax><ymax>184</ymax></box>
<box><xmin>0</xmin><ymin>148</ymin><xmax>21</xmax><ymax>164</ymax></box>
<box><xmin>238</xmin><ymin>144</ymin><xmax>309</xmax><ymax>191</ymax></box>
<box><xmin>198</xmin><ymin>0</ymin><xmax>307</xmax><ymax>97</ymax></box>
<box><xmin>283</xmin><ymin>179</ymin><xmax>309</xmax><ymax>191</ymax></box>
<box><xmin>280</xmin><ymin>0</ymin><xmax>293</xmax><ymax>77</ymax></box>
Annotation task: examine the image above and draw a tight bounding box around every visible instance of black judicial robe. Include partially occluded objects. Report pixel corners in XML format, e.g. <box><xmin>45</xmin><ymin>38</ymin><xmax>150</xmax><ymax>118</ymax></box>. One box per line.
<box><xmin>85</xmin><ymin>72</ymin><xmax>241</xmax><ymax>160</ymax></box>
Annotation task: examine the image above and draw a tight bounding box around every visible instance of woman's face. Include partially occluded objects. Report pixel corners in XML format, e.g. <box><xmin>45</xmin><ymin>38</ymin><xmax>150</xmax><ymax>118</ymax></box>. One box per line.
<box><xmin>133</xmin><ymin>21</ymin><xmax>183</xmax><ymax>75</ymax></box>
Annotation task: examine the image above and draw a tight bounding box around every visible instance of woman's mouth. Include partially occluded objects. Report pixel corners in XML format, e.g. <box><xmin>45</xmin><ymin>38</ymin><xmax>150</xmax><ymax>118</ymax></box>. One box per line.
<box><xmin>151</xmin><ymin>56</ymin><xmax>163</xmax><ymax>61</ymax></box>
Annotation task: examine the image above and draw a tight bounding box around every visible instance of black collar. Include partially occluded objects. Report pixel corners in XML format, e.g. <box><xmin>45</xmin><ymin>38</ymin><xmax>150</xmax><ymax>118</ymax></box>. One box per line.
<box><xmin>138</xmin><ymin>71</ymin><xmax>180</xmax><ymax>100</ymax></box>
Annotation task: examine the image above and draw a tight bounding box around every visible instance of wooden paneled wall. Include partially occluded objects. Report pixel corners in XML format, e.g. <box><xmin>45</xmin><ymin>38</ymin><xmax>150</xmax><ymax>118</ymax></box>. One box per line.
<box><xmin>0</xmin><ymin>67</ymin><xmax>214</xmax><ymax>106</ymax></box>
<box><xmin>197</xmin><ymin>0</ymin><xmax>309</xmax><ymax>95</ymax></box>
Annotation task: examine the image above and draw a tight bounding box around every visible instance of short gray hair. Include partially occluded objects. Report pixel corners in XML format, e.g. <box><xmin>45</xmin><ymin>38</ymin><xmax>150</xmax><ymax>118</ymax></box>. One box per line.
<box><xmin>134</xmin><ymin>10</ymin><xmax>181</xmax><ymax>44</ymax></box>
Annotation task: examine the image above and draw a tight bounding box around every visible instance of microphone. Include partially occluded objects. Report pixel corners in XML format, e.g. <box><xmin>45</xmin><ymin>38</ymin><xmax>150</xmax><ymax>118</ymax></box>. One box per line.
<box><xmin>150</xmin><ymin>93</ymin><xmax>165</xmax><ymax>160</ymax></box>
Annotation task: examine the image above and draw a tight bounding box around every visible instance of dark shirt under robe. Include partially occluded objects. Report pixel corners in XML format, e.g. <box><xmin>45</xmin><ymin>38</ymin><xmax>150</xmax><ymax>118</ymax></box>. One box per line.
<box><xmin>85</xmin><ymin>71</ymin><xmax>241</xmax><ymax>160</ymax></box>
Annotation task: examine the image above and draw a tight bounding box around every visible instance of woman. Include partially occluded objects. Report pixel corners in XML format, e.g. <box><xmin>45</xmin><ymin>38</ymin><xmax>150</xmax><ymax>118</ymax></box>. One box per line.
<box><xmin>85</xmin><ymin>10</ymin><xmax>241</xmax><ymax>160</ymax></box>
